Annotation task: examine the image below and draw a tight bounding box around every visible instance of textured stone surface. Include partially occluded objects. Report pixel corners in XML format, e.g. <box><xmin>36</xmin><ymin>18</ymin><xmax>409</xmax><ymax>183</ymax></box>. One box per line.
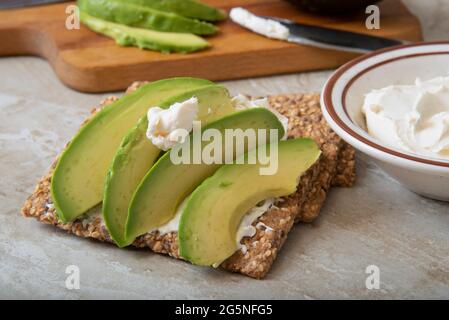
<box><xmin>0</xmin><ymin>0</ymin><xmax>448</xmax><ymax>299</ymax></box>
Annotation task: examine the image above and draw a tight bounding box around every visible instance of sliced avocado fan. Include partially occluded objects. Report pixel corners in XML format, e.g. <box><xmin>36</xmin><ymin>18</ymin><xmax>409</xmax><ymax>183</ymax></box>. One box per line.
<box><xmin>125</xmin><ymin>108</ymin><xmax>285</xmax><ymax>244</ymax></box>
<box><xmin>121</xmin><ymin>0</ymin><xmax>227</xmax><ymax>22</ymax></box>
<box><xmin>79</xmin><ymin>11</ymin><xmax>210</xmax><ymax>54</ymax></box>
<box><xmin>103</xmin><ymin>85</ymin><xmax>235</xmax><ymax>247</ymax></box>
<box><xmin>178</xmin><ymin>138</ymin><xmax>321</xmax><ymax>266</ymax></box>
<box><xmin>77</xmin><ymin>0</ymin><xmax>218</xmax><ymax>35</ymax></box>
<box><xmin>51</xmin><ymin>77</ymin><xmax>213</xmax><ymax>223</ymax></box>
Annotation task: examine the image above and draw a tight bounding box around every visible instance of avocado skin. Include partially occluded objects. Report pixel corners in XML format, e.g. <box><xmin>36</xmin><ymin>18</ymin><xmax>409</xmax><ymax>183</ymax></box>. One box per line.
<box><xmin>125</xmin><ymin>108</ymin><xmax>285</xmax><ymax>244</ymax></box>
<box><xmin>80</xmin><ymin>11</ymin><xmax>210</xmax><ymax>53</ymax></box>
<box><xmin>78</xmin><ymin>0</ymin><xmax>217</xmax><ymax>35</ymax></box>
<box><xmin>178</xmin><ymin>138</ymin><xmax>321</xmax><ymax>266</ymax></box>
<box><xmin>103</xmin><ymin>85</ymin><xmax>235</xmax><ymax>247</ymax></box>
<box><xmin>122</xmin><ymin>0</ymin><xmax>227</xmax><ymax>22</ymax></box>
<box><xmin>51</xmin><ymin>77</ymin><xmax>213</xmax><ymax>223</ymax></box>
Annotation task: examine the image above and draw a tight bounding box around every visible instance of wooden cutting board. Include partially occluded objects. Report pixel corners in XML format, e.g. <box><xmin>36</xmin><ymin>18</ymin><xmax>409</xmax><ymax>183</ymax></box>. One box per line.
<box><xmin>0</xmin><ymin>0</ymin><xmax>422</xmax><ymax>93</ymax></box>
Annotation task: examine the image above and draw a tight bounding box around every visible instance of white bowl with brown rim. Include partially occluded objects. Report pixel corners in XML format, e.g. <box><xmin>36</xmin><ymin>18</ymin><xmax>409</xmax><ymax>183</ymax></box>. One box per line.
<box><xmin>321</xmin><ymin>42</ymin><xmax>449</xmax><ymax>201</ymax></box>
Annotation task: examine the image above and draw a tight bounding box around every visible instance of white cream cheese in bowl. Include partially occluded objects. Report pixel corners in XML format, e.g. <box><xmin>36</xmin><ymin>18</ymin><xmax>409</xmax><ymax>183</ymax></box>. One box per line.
<box><xmin>362</xmin><ymin>76</ymin><xmax>449</xmax><ymax>160</ymax></box>
<box><xmin>321</xmin><ymin>43</ymin><xmax>449</xmax><ymax>201</ymax></box>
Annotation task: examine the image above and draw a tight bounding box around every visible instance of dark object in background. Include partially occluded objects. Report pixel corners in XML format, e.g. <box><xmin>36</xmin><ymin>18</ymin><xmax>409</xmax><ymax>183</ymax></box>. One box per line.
<box><xmin>286</xmin><ymin>0</ymin><xmax>381</xmax><ymax>14</ymax></box>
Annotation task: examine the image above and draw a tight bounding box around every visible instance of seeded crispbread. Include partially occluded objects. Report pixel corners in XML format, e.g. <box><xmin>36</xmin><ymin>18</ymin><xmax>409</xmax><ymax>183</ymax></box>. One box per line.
<box><xmin>21</xmin><ymin>83</ymin><xmax>355</xmax><ymax>279</ymax></box>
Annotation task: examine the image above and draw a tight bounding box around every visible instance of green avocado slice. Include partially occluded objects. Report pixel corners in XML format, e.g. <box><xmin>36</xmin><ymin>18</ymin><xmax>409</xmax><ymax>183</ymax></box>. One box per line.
<box><xmin>125</xmin><ymin>108</ymin><xmax>285</xmax><ymax>243</ymax></box>
<box><xmin>51</xmin><ymin>77</ymin><xmax>213</xmax><ymax>223</ymax></box>
<box><xmin>122</xmin><ymin>0</ymin><xmax>227</xmax><ymax>22</ymax></box>
<box><xmin>80</xmin><ymin>11</ymin><xmax>210</xmax><ymax>53</ymax></box>
<box><xmin>103</xmin><ymin>85</ymin><xmax>235</xmax><ymax>247</ymax></box>
<box><xmin>77</xmin><ymin>0</ymin><xmax>217</xmax><ymax>35</ymax></box>
<box><xmin>179</xmin><ymin>138</ymin><xmax>321</xmax><ymax>266</ymax></box>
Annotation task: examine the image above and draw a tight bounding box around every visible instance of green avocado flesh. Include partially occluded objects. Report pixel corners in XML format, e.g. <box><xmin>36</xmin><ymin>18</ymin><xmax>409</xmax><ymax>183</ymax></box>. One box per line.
<box><xmin>103</xmin><ymin>85</ymin><xmax>235</xmax><ymax>247</ymax></box>
<box><xmin>178</xmin><ymin>138</ymin><xmax>321</xmax><ymax>266</ymax></box>
<box><xmin>125</xmin><ymin>108</ymin><xmax>285</xmax><ymax>243</ymax></box>
<box><xmin>78</xmin><ymin>0</ymin><xmax>217</xmax><ymax>35</ymax></box>
<box><xmin>123</xmin><ymin>0</ymin><xmax>227</xmax><ymax>21</ymax></box>
<box><xmin>51</xmin><ymin>77</ymin><xmax>213</xmax><ymax>223</ymax></box>
<box><xmin>80</xmin><ymin>12</ymin><xmax>210</xmax><ymax>53</ymax></box>
<box><xmin>102</xmin><ymin>117</ymin><xmax>157</xmax><ymax>247</ymax></box>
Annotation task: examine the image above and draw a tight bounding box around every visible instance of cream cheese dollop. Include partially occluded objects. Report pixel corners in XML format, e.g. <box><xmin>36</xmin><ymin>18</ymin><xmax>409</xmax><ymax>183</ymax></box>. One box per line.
<box><xmin>362</xmin><ymin>76</ymin><xmax>449</xmax><ymax>160</ymax></box>
<box><xmin>232</xmin><ymin>94</ymin><xmax>289</xmax><ymax>139</ymax></box>
<box><xmin>147</xmin><ymin>97</ymin><xmax>199</xmax><ymax>151</ymax></box>
<box><xmin>230</xmin><ymin>7</ymin><xmax>290</xmax><ymax>40</ymax></box>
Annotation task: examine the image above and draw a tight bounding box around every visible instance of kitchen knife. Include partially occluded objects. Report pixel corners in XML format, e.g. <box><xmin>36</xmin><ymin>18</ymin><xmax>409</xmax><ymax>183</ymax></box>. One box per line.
<box><xmin>0</xmin><ymin>0</ymin><xmax>71</xmax><ymax>10</ymax></box>
<box><xmin>271</xmin><ymin>16</ymin><xmax>407</xmax><ymax>53</ymax></box>
<box><xmin>230</xmin><ymin>8</ymin><xmax>407</xmax><ymax>53</ymax></box>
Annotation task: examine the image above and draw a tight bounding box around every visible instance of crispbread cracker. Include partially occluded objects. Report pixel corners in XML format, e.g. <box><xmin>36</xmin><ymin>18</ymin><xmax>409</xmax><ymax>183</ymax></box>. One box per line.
<box><xmin>22</xmin><ymin>84</ymin><xmax>355</xmax><ymax>279</ymax></box>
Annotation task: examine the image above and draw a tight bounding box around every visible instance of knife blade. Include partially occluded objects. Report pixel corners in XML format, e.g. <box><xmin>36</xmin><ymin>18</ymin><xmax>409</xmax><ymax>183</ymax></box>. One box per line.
<box><xmin>230</xmin><ymin>7</ymin><xmax>407</xmax><ymax>53</ymax></box>
<box><xmin>0</xmin><ymin>0</ymin><xmax>71</xmax><ymax>10</ymax></box>
<box><xmin>271</xmin><ymin>16</ymin><xmax>407</xmax><ymax>53</ymax></box>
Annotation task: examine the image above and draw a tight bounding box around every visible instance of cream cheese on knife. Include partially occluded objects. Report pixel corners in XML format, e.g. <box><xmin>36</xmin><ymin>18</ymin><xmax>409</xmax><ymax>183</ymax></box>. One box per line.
<box><xmin>229</xmin><ymin>7</ymin><xmax>290</xmax><ymax>40</ymax></box>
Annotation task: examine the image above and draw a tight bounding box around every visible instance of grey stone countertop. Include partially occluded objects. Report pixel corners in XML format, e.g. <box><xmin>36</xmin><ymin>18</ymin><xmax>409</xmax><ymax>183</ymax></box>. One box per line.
<box><xmin>0</xmin><ymin>0</ymin><xmax>448</xmax><ymax>299</ymax></box>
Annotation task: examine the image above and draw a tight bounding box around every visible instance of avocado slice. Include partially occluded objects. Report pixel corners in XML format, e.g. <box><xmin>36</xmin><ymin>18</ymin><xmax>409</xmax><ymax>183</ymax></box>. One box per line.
<box><xmin>178</xmin><ymin>138</ymin><xmax>321</xmax><ymax>266</ymax></box>
<box><xmin>103</xmin><ymin>85</ymin><xmax>235</xmax><ymax>247</ymax></box>
<box><xmin>125</xmin><ymin>108</ymin><xmax>285</xmax><ymax>243</ymax></box>
<box><xmin>123</xmin><ymin>0</ymin><xmax>227</xmax><ymax>22</ymax></box>
<box><xmin>80</xmin><ymin>11</ymin><xmax>210</xmax><ymax>53</ymax></box>
<box><xmin>51</xmin><ymin>77</ymin><xmax>213</xmax><ymax>223</ymax></box>
<box><xmin>78</xmin><ymin>0</ymin><xmax>217</xmax><ymax>35</ymax></box>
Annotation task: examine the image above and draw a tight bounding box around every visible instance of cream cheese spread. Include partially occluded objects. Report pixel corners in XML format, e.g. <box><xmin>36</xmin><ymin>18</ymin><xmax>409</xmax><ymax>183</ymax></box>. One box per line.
<box><xmin>230</xmin><ymin>7</ymin><xmax>290</xmax><ymax>40</ymax></box>
<box><xmin>232</xmin><ymin>94</ymin><xmax>289</xmax><ymax>139</ymax></box>
<box><xmin>362</xmin><ymin>76</ymin><xmax>449</xmax><ymax>160</ymax></box>
<box><xmin>150</xmin><ymin>195</ymin><xmax>276</xmax><ymax>254</ymax></box>
<box><xmin>147</xmin><ymin>97</ymin><xmax>199</xmax><ymax>151</ymax></box>
<box><xmin>145</xmin><ymin>94</ymin><xmax>288</xmax><ymax>253</ymax></box>
<box><xmin>150</xmin><ymin>197</ymin><xmax>189</xmax><ymax>235</ymax></box>
<box><xmin>236</xmin><ymin>198</ymin><xmax>275</xmax><ymax>254</ymax></box>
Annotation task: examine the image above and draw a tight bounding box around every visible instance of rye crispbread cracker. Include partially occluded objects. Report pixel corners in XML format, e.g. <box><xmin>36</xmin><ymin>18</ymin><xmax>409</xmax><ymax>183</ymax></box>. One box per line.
<box><xmin>21</xmin><ymin>83</ymin><xmax>355</xmax><ymax>279</ymax></box>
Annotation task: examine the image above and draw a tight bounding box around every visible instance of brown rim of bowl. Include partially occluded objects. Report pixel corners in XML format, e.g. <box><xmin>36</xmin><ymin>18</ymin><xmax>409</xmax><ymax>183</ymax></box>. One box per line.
<box><xmin>323</xmin><ymin>41</ymin><xmax>449</xmax><ymax>168</ymax></box>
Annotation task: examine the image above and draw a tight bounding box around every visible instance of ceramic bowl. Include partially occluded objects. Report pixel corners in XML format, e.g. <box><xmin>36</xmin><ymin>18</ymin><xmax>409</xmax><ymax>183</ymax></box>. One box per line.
<box><xmin>321</xmin><ymin>42</ymin><xmax>449</xmax><ymax>201</ymax></box>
